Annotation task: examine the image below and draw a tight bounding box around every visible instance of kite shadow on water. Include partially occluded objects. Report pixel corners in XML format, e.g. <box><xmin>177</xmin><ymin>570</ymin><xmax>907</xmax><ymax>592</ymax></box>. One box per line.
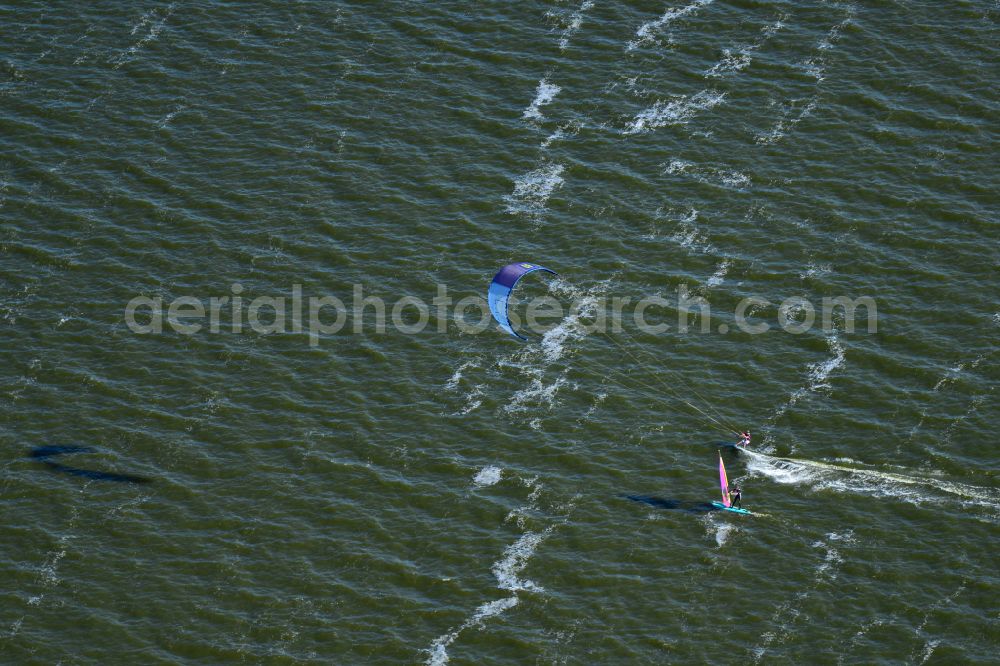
<box><xmin>30</xmin><ymin>446</ymin><xmax>151</xmax><ymax>484</ymax></box>
<box><xmin>623</xmin><ymin>494</ymin><xmax>721</xmax><ymax>514</ymax></box>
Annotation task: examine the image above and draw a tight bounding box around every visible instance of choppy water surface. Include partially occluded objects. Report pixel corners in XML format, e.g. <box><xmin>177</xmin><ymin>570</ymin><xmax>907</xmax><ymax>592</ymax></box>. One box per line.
<box><xmin>2</xmin><ymin>1</ymin><xmax>997</xmax><ymax>664</ymax></box>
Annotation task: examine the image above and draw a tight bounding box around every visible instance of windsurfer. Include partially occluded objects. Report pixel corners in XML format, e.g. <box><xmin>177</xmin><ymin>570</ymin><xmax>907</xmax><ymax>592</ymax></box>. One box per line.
<box><xmin>738</xmin><ymin>431</ymin><xmax>751</xmax><ymax>448</ymax></box>
<box><xmin>729</xmin><ymin>483</ymin><xmax>742</xmax><ymax>508</ymax></box>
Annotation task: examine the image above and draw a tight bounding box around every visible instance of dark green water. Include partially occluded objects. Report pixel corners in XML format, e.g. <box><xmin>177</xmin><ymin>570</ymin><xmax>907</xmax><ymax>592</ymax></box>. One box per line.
<box><xmin>2</xmin><ymin>1</ymin><xmax>998</xmax><ymax>664</ymax></box>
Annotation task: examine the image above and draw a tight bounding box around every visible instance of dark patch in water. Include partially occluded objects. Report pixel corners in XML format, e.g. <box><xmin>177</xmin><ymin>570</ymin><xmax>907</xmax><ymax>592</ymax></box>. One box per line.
<box><xmin>31</xmin><ymin>445</ymin><xmax>92</xmax><ymax>459</ymax></box>
<box><xmin>623</xmin><ymin>495</ymin><xmax>720</xmax><ymax>514</ymax></box>
<box><xmin>30</xmin><ymin>446</ymin><xmax>151</xmax><ymax>484</ymax></box>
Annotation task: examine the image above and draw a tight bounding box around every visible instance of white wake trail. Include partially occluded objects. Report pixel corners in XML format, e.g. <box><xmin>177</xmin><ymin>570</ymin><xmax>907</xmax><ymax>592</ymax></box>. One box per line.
<box><xmin>743</xmin><ymin>450</ymin><xmax>1000</xmax><ymax>510</ymax></box>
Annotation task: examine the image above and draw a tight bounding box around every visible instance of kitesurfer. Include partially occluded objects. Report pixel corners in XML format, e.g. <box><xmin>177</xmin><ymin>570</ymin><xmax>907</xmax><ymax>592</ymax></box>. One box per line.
<box><xmin>729</xmin><ymin>483</ymin><xmax>743</xmax><ymax>508</ymax></box>
<box><xmin>738</xmin><ymin>431</ymin><xmax>751</xmax><ymax>448</ymax></box>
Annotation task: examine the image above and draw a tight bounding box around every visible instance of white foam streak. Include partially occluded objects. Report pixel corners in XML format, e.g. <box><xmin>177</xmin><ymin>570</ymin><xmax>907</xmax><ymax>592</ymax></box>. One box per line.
<box><xmin>909</xmin><ymin>583</ymin><xmax>965</xmax><ymax>664</ymax></box>
<box><xmin>800</xmin><ymin>263</ymin><xmax>832</xmax><ymax>279</ymax></box>
<box><xmin>705</xmin><ymin>18</ymin><xmax>785</xmax><ymax>78</ymax></box>
<box><xmin>705</xmin><ymin>260</ymin><xmax>731</xmax><ymax>288</ymax></box>
<box><xmin>473</xmin><ymin>465</ymin><xmax>503</xmax><ymax>488</ymax></box>
<box><xmin>541</xmin><ymin>292</ymin><xmax>597</xmax><ymax>363</ymax></box>
<box><xmin>714</xmin><ymin>521</ymin><xmax>735</xmax><ymax>547</ymax></box>
<box><xmin>751</xmin><ymin>530</ymin><xmax>850</xmax><ymax>663</ymax></box>
<box><xmin>110</xmin><ymin>4</ymin><xmax>175</xmax><ymax>69</ymax></box>
<box><xmin>583</xmin><ymin>391</ymin><xmax>608</xmax><ymax>418</ymax></box>
<box><xmin>804</xmin><ymin>8</ymin><xmax>855</xmax><ymax>81</ymax></box>
<box><xmin>756</xmin><ymin>7</ymin><xmax>853</xmax><ymax>143</ymax></box>
<box><xmin>455</xmin><ymin>388</ymin><xmax>483</xmax><ymax>416</ymax></box>
<box><xmin>625</xmin><ymin>90</ymin><xmax>726</xmax><ymax>134</ymax></box>
<box><xmin>504</xmin><ymin>163</ymin><xmax>565</xmax><ymax>217</ymax></box>
<box><xmin>426</xmin><ymin>527</ymin><xmax>552</xmax><ymax>665</ymax></box>
<box><xmin>819</xmin><ymin>9</ymin><xmax>854</xmax><ymax>51</ymax></box>
<box><xmin>838</xmin><ymin>619</ymin><xmax>886</xmax><ymax>666</ymax></box>
<box><xmin>156</xmin><ymin>105</ymin><xmax>186</xmax><ymax>128</ymax></box>
<box><xmin>756</xmin><ymin>98</ymin><xmax>817</xmax><ymax>145</ymax></box>
<box><xmin>541</xmin><ymin>128</ymin><xmax>564</xmax><ymax>148</ymax></box>
<box><xmin>917</xmin><ymin>640</ymin><xmax>940</xmax><ymax>664</ymax></box>
<box><xmin>446</xmin><ymin>360</ymin><xmax>485</xmax><ymax>415</ymax></box>
<box><xmin>664</xmin><ymin>160</ymin><xmax>750</xmax><ymax>189</ymax></box>
<box><xmin>719</xmin><ymin>170</ymin><xmax>750</xmax><ymax>187</ymax></box>
<box><xmin>706</xmin><ymin>50</ymin><xmax>752</xmax><ymax>77</ymax></box>
<box><xmin>670</xmin><ymin>208</ymin><xmax>717</xmax><ymax>254</ymax></box>
<box><xmin>541</xmin><ymin>123</ymin><xmax>579</xmax><ymax>149</ymax></box>
<box><xmin>627</xmin><ymin>0</ymin><xmax>714</xmax><ymax>51</ymax></box>
<box><xmin>427</xmin><ymin>597</ymin><xmax>520</xmax><ymax>665</ymax></box>
<box><xmin>504</xmin><ymin>376</ymin><xmax>569</xmax><ymax>417</ymax></box>
<box><xmin>446</xmin><ymin>361</ymin><xmax>478</xmax><ymax>391</ymax></box>
<box><xmin>502</xmin><ymin>283</ymin><xmax>602</xmax><ymax>419</ymax></box>
<box><xmin>505</xmin><ymin>477</ymin><xmax>545</xmax><ymax>529</ymax></box>
<box><xmin>523</xmin><ymin>79</ymin><xmax>561</xmax><ymax>121</ymax></box>
<box><xmin>493</xmin><ymin>530</ymin><xmax>548</xmax><ymax>592</ymax></box>
<box><xmin>931</xmin><ymin>349</ymin><xmax>991</xmax><ymax>391</ymax></box>
<box><xmin>770</xmin><ymin>334</ymin><xmax>845</xmax><ymax>424</ymax></box>
<box><xmin>811</xmin><ymin>532</ymin><xmax>848</xmax><ymax>579</ymax></box>
<box><xmin>664</xmin><ymin>159</ymin><xmax>691</xmax><ymax>175</ymax></box>
<box><xmin>556</xmin><ymin>0</ymin><xmax>595</xmax><ymax>51</ymax></box>
<box><xmin>808</xmin><ymin>337</ymin><xmax>846</xmax><ymax>389</ymax></box>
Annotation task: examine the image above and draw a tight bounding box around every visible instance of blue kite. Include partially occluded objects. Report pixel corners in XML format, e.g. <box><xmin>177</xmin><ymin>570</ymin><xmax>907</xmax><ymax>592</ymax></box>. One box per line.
<box><xmin>487</xmin><ymin>262</ymin><xmax>557</xmax><ymax>340</ymax></box>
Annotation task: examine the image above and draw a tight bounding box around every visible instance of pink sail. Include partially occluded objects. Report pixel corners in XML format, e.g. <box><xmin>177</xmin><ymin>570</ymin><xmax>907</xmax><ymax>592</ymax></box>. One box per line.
<box><xmin>719</xmin><ymin>453</ymin><xmax>731</xmax><ymax>507</ymax></box>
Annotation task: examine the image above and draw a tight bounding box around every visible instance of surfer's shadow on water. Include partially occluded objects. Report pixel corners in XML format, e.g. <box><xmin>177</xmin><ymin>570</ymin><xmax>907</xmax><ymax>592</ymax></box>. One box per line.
<box><xmin>29</xmin><ymin>446</ymin><xmax>151</xmax><ymax>485</ymax></box>
<box><xmin>623</xmin><ymin>494</ymin><xmax>720</xmax><ymax>514</ymax></box>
